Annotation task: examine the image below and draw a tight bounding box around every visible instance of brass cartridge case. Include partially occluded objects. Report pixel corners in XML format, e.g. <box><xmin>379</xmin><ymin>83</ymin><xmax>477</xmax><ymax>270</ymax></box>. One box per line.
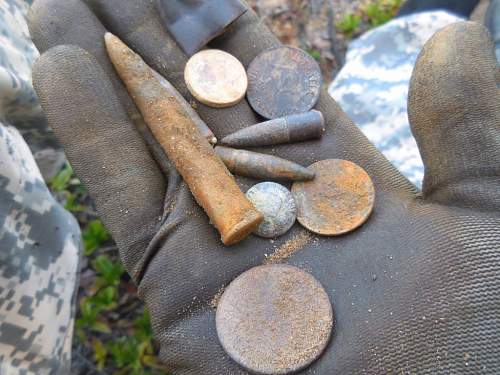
<box><xmin>105</xmin><ymin>33</ymin><xmax>262</xmax><ymax>245</ymax></box>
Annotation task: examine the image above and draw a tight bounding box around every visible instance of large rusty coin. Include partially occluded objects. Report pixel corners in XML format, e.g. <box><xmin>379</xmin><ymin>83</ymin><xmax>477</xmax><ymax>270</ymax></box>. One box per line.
<box><xmin>185</xmin><ymin>49</ymin><xmax>248</xmax><ymax>108</ymax></box>
<box><xmin>247</xmin><ymin>46</ymin><xmax>322</xmax><ymax>119</ymax></box>
<box><xmin>216</xmin><ymin>264</ymin><xmax>333</xmax><ymax>374</ymax></box>
<box><xmin>292</xmin><ymin>159</ymin><xmax>375</xmax><ymax>236</ymax></box>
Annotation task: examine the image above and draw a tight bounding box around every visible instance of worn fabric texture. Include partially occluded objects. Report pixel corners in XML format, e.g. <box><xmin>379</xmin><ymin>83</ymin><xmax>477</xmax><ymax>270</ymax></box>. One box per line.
<box><xmin>486</xmin><ymin>0</ymin><xmax>500</xmax><ymax>61</ymax></box>
<box><xmin>29</xmin><ymin>0</ymin><xmax>500</xmax><ymax>374</ymax></box>
<box><xmin>329</xmin><ymin>11</ymin><xmax>464</xmax><ymax>188</ymax></box>
<box><xmin>0</xmin><ymin>1</ymin><xmax>81</xmax><ymax>374</ymax></box>
<box><xmin>0</xmin><ymin>0</ymin><xmax>65</xmax><ymax>180</ymax></box>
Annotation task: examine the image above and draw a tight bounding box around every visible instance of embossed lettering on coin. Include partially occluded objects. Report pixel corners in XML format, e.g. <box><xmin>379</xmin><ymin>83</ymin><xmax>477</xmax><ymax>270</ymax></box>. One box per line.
<box><xmin>247</xmin><ymin>46</ymin><xmax>322</xmax><ymax>119</ymax></box>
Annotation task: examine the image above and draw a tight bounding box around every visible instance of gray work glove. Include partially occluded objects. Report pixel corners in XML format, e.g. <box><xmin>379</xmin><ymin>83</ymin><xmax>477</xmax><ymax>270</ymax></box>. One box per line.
<box><xmin>28</xmin><ymin>0</ymin><xmax>500</xmax><ymax>373</ymax></box>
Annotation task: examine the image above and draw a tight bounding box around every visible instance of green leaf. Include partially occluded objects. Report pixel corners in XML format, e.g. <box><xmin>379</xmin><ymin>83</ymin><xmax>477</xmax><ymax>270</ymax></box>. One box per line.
<box><xmin>92</xmin><ymin>255</ymin><xmax>124</xmax><ymax>287</ymax></box>
<box><xmin>363</xmin><ymin>0</ymin><xmax>403</xmax><ymax>28</ymax></box>
<box><xmin>83</xmin><ymin>220</ymin><xmax>110</xmax><ymax>256</ymax></box>
<box><xmin>307</xmin><ymin>48</ymin><xmax>321</xmax><ymax>61</ymax></box>
<box><xmin>64</xmin><ymin>192</ymin><xmax>86</xmax><ymax>213</ymax></box>
<box><xmin>91</xmin><ymin>321</ymin><xmax>112</xmax><ymax>334</ymax></box>
<box><xmin>108</xmin><ymin>337</ymin><xmax>142</xmax><ymax>369</ymax></box>
<box><xmin>336</xmin><ymin>13</ymin><xmax>362</xmax><ymax>37</ymax></box>
<box><xmin>93</xmin><ymin>286</ymin><xmax>118</xmax><ymax>309</ymax></box>
<box><xmin>92</xmin><ymin>339</ymin><xmax>108</xmax><ymax>370</ymax></box>
<box><xmin>49</xmin><ymin>163</ymin><xmax>73</xmax><ymax>192</ymax></box>
<box><xmin>134</xmin><ymin>310</ymin><xmax>153</xmax><ymax>342</ymax></box>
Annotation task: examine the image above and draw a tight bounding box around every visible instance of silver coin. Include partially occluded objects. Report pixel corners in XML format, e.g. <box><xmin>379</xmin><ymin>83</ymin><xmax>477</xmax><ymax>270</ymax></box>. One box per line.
<box><xmin>247</xmin><ymin>46</ymin><xmax>322</xmax><ymax>119</ymax></box>
<box><xmin>246</xmin><ymin>182</ymin><xmax>297</xmax><ymax>238</ymax></box>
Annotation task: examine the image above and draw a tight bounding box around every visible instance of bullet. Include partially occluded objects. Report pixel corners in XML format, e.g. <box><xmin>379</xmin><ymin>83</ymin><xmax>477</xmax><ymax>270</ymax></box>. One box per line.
<box><xmin>156</xmin><ymin>0</ymin><xmax>248</xmax><ymax>56</ymax></box>
<box><xmin>215</xmin><ymin>146</ymin><xmax>315</xmax><ymax>182</ymax></box>
<box><xmin>105</xmin><ymin>33</ymin><xmax>263</xmax><ymax>245</ymax></box>
<box><xmin>221</xmin><ymin>110</ymin><xmax>325</xmax><ymax>147</ymax></box>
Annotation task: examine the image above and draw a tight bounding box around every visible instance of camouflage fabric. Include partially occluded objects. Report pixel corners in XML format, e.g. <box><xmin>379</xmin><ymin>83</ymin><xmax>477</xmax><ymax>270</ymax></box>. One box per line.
<box><xmin>0</xmin><ymin>0</ymin><xmax>64</xmax><ymax>180</ymax></box>
<box><xmin>0</xmin><ymin>1</ymin><xmax>81</xmax><ymax>374</ymax></box>
<box><xmin>329</xmin><ymin>11</ymin><xmax>465</xmax><ymax>188</ymax></box>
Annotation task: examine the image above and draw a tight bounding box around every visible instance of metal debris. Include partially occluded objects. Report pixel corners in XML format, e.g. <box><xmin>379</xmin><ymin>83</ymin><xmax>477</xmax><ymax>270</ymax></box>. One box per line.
<box><xmin>246</xmin><ymin>182</ymin><xmax>297</xmax><ymax>238</ymax></box>
<box><xmin>105</xmin><ymin>33</ymin><xmax>262</xmax><ymax>245</ymax></box>
<box><xmin>216</xmin><ymin>264</ymin><xmax>333</xmax><ymax>374</ymax></box>
<box><xmin>215</xmin><ymin>146</ymin><xmax>315</xmax><ymax>182</ymax></box>
<box><xmin>221</xmin><ymin>110</ymin><xmax>325</xmax><ymax>147</ymax></box>
<box><xmin>292</xmin><ymin>159</ymin><xmax>375</xmax><ymax>236</ymax></box>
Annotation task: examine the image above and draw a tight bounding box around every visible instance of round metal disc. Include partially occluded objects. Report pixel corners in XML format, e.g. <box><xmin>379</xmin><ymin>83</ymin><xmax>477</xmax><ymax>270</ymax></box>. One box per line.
<box><xmin>246</xmin><ymin>182</ymin><xmax>297</xmax><ymax>238</ymax></box>
<box><xmin>184</xmin><ymin>49</ymin><xmax>248</xmax><ymax>108</ymax></box>
<box><xmin>292</xmin><ymin>159</ymin><xmax>375</xmax><ymax>236</ymax></box>
<box><xmin>247</xmin><ymin>46</ymin><xmax>322</xmax><ymax>119</ymax></box>
<box><xmin>216</xmin><ymin>264</ymin><xmax>333</xmax><ymax>375</ymax></box>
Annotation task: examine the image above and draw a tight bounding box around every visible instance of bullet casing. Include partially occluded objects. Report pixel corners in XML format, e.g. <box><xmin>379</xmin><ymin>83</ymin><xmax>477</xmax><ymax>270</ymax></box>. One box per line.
<box><xmin>215</xmin><ymin>146</ymin><xmax>315</xmax><ymax>182</ymax></box>
<box><xmin>221</xmin><ymin>110</ymin><xmax>325</xmax><ymax>147</ymax></box>
<box><xmin>152</xmin><ymin>70</ymin><xmax>217</xmax><ymax>144</ymax></box>
<box><xmin>105</xmin><ymin>33</ymin><xmax>262</xmax><ymax>245</ymax></box>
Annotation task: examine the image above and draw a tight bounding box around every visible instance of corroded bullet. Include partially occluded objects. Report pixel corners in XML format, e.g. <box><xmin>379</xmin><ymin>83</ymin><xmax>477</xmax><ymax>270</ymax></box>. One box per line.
<box><xmin>105</xmin><ymin>33</ymin><xmax>262</xmax><ymax>245</ymax></box>
<box><xmin>215</xmin><ymin>146</ymin><xmax>315</xmax><ymax>182</ymax></box>
<box><xmin>156</xmin><ymin>0</ymin><xmax>248</xmax><ymax>56</ymax></box>
<box><xmin>221</xmin><ymin>110</ymin><xmax>325</xmax><ymax>147</ymax></box>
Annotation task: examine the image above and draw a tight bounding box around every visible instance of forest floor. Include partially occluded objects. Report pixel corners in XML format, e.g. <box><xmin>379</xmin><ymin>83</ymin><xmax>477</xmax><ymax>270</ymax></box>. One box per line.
<box><xmin>65</xmin><ymin>1</ymin><xmax>403</xmax><ymax>374</ymax></box>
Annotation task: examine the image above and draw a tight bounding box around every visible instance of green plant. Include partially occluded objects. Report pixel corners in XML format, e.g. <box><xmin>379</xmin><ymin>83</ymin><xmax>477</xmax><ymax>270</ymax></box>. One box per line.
<box><xmin>76</xmin><ymin>256</ymin><xmax>122</xmax><ymax>337</ymax></box>
<box><xmin>336</xmin><ymin>13</ymin><xmax>362</xmax><ymax>37</ymax></box>
<box><xmin>307</xmin><ymin>48</ymin><xmax>322</xmax><ymax>61</ymax></box>
<box><xmin>49</xmin><ymin>162</ymin><xmax>86</xmax><ymax>212</ymax></box>
<box><xmin>363</xmin><ymin>0</ymin><xmax>403</xmax><ymax>28</ymax></box>
<box><xmin>76</xmin><ymin>291</ymin><xmax>114</xmax><ymax>335</ymax></box>
<box><xmin>85</xmin><ymin>310</ymin><xmax>167</xmax><ymax>375</ymax></box>
<box><xmin>83</xmin><ymin>220</ymin><xmax>110</xmax><ymax>256</ymax></box>
<box><xmin>92</xmin><ymin>255</ymin><xmax>124</xmax><ymax>288</ymax></box>
<box><xmin>92</xmin><ymin>339</ymin><xmax>108</xmax><ymax>370</ymax></box>
<box><xmin>49</xmin><ymin>163</ymin><xmax>73</xmax><ymax>192</ymax></box>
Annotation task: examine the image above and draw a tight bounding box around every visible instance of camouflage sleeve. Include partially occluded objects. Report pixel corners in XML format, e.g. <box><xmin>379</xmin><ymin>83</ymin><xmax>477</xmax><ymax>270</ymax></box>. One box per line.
<box><xmin>329</xmin><ymin>11</ymin><xmax>465</xmax><ymax>188</ymax></box>
<box><xmin>0</xmin><ymin>0</ymin><xmax>65</xmax><ymax>180</ymax></box>
<box><xmin>0</xmin><ymin>1</ymin><xmax>81</xmax><ymax>374</ymax></box>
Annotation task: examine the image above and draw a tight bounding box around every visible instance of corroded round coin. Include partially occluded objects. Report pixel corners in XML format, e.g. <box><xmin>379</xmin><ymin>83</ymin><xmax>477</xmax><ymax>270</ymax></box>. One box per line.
<box><xmin>246</xmin><ymin>182</ymin><xmax>297</xmax><ymax>238</ymax></box>
<box><xmin>292</xmin><ymin>159</ymin><xmax>375</xmax><ymax>236</ymax></box>
<box><xmin>216</xmin><ymin>264</ymin><xmax>333</xmax><ymax>374</ymax></box>
<box><xmin>184</xmin><ymin>49</ymin><xmax>248</xmax><ymax>108</ymax></box>
<box><xmin>247</xmin><ymin>46</ymin><xmax>322</xmax><ymax>119</ymax></box>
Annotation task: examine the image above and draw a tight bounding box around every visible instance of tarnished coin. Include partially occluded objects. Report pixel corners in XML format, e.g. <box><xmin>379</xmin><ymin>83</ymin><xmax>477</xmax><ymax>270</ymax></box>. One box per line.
<box><xmin>184</xmin><ymin>49</ymin><xmax>248</xmax><ymax>108</ymax></box>
<box><xmin>216</xmin><ymin>264</ymin><xmax>333</xmax><ymax>374</ymax></box>
<box><xmin>246</xmin><ymin>182</ymin><xmax>297</xmax><ymax>238</ymax></box>
<box><xmin>247</xmin><ymin>46</ymin><xmax>322</xmax><ymax>119</ymax></box>
<box><xmin>292</xmin><ymin>159</ymin><xmax>375</xmax><ymax>236</ymax></box>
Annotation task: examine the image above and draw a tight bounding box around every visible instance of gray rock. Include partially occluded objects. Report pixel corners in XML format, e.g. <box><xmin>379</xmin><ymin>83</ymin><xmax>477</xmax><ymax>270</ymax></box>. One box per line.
<box><xmin>246</xmin><ymin>182</ymin><xmax>297</xmax><ymax>238</ymax></box>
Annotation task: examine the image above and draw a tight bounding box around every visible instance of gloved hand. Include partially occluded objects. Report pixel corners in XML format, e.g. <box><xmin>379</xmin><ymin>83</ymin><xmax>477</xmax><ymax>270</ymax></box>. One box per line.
<box><xmin>28</xmin><ymin>0</ymin><xmax>500</xmax><ymax>373</ymax></box>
